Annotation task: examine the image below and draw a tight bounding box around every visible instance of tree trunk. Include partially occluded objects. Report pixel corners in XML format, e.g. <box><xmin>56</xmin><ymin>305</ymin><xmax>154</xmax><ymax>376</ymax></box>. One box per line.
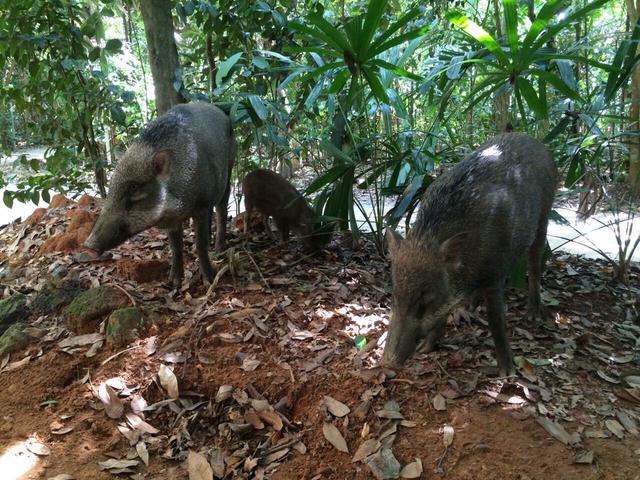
<box><xmin>139</xmin><ymin>0</ymin><xmax>185</xmax><ymax>116</ymax></box>
<box><xmin>492</xmin><ymin>0</ymin><xmax>510</xmax><ymax>133</ymax></box>
<box><xmin>626</xmin><ymin>0</ymin><xmax>640</xmax><ymax>193</ymax></box>
<box><xmin>206</xmin><ymin>32</ymin><xmax>216</xmax><ymax>95</ymax></box>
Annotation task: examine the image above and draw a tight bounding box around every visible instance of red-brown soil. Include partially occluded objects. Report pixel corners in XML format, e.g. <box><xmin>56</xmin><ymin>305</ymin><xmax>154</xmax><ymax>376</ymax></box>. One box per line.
<box><xmin>0</xmin><ymin>200</ymin><xmax>638</xmax><ymax>480</ymax></box>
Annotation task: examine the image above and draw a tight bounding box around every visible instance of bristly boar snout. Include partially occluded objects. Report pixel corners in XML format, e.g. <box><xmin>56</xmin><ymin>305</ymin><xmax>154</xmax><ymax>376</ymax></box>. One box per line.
<box><xmin>381</xmin><ymin>319</ymin><xmax>421</xmax><ymax>369</ymax></box>
<box><xmin>84</xmin><ymin>215</ymin><xmax>131</xmax><ymax>254</ymax></box>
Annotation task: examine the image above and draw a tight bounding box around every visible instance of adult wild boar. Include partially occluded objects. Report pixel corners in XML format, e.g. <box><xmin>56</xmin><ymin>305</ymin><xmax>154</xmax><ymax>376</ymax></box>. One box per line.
<box><xmin>85</xmin><ymin>102</ymin><xmax>234</xmax><ymax>287</ymax></box>
<box><xmin>384</xmin><ymin>133</ymin><xmax>557</xmax><ymax>376</ymax></box>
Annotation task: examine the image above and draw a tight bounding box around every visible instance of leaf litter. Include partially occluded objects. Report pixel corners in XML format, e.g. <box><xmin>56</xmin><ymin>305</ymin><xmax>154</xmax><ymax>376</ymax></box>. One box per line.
<box><xmin>0</xmin><ymin>200</ymin><xmax>638</xmax><ymax>478</ymax></box>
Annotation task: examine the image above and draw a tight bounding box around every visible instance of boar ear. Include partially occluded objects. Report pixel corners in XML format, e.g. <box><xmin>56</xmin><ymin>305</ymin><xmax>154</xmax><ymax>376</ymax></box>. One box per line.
<box><xmin>440</xmin><ymin>232</ymin><xmax>466</xmax><ymax>270</ymax></box>
<box><xmin>152</xmin><ymin>150</ymin><xmax>171</xmax><ymax>180</ymax></box>
<box><xmin>385</xmin><ymin>228</ymin><xmax>404</xmax><ymax>259</ymax></box>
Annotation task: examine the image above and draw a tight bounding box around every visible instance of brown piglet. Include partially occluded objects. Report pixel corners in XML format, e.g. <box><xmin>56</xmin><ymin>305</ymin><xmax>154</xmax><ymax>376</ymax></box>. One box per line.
<box><xmin>242</xmin><ymin>169</ymin><xmax>316</xmax><ymax>250</ymax></box>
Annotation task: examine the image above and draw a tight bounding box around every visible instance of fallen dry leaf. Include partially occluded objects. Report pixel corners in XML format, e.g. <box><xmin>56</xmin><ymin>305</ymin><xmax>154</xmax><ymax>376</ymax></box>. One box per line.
<box><xmin>187</xmin><ymin>450</ymin><xmax>213</xmax><ymax>480</ymax></box>
<box><xmin>352</xmin><ymin>438</ymin><xmax>380</xmax><ymax>463</ymax></box>
<box><xmin>432</xmin><ymin>393</ymin><xmax>447</xmax><ymax>411</ymax></box>
<box><xmin>323</xmin><ymin>422</ymin><xmax>349</xmax><ymax>453</ymax></box>
<box><xmin>97</xmin><ymin>383</ymin><xmax>124</xmax><ymax>419</ymax></box>
<box><xmin>574</xmin><ymin>450</ymin><xmax>594</xmax><ymax>464</ymax></box>
<box><xmin>26</xmin><ymin>440</ymin><xmax>50</xmax><ymax>456</ymax></box>
<box><xmin>136</xmin><ymin>441</ymin><xmax>149</xmax><ymax>466</ymax></box>
<box><xmin>258</xmin><ymin>410</ymin><xmax>283</xmax><ymax>431</ymax></box>
<box><xmin>536</xmin><ymin>417</ymin><xmax>571</xmax><ymax>444</ymax></box>
<box><xmin>324</xmin><ymin>396</ymin><xmax>350</xmax><ymax>418</ymax></box>
<box><xmin>400</xmin><ymin>458</ymin><xmax>423</xmax><ymax>478</ymax></box>
<box><xmin>125</xmin><ymin>413</ymin><xmax>159</xmax><ymax>434</ymax></box>
<box><xmin>158</xmin><ymin>364</ymin><xmax>179</xmax><ymax>399</ymax></box>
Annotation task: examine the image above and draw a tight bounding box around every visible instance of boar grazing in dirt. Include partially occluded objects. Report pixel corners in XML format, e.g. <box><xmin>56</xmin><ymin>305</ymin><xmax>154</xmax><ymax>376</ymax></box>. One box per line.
<box><xmin>85</xmin><ymin>102</ymin><xmax>235</xmax><ymax>287</ymax></box>
<box><xmin>242</xmin><ymin>169</ymin><xmax>317</xmax><ymax>250</ymax></box>
<box><xmin>384</xmin><ymin>133</ymin><xmax>557</xmax><ymax>376</ymax></box>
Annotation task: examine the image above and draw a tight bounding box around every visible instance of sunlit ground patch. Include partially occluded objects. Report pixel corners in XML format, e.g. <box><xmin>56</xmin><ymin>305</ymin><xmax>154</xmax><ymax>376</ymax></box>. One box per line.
<box><xmin>0</xmin><ymin>439</ymin><xmax>42</xmax><ymax>480</ymax></box>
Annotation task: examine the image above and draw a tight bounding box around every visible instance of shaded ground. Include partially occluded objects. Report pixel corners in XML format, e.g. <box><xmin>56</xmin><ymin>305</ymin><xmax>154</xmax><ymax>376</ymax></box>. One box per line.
<box><xmin>0</xmin><ymin>196</ymin><xmax>638</xmax><ymax>480</ymax></box>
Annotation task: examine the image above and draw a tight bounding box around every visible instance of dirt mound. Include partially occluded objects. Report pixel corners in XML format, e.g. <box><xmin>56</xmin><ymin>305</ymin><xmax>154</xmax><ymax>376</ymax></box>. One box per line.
<box><xmin>35</xmin><ymin>198</ymin><xmax>97</xmax><ymax>254</ymax></box>
<box><xmin>116</xmin><ymin>259</ymin><xmax>170</xmax><ymax>283</ymax></box>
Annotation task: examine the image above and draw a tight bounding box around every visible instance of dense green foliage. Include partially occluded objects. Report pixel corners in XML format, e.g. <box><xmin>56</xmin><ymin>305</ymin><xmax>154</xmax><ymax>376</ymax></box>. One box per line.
<box><xmin>0</xmin><ymin>0</ymin><xmax>637</xmax><ymax>250</ymax></box>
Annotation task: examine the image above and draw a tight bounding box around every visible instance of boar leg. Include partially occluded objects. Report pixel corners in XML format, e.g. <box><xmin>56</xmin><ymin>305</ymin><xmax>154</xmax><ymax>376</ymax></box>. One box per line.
<box><xmin>275</xmin><ymin>217</ymin><xmax>290</xmax><ymax>243</ymax></box>
<box><xmin>262</xmin><ymin>216</ymin><xmax>276</xmax><ymax>240</ymax></box>
<box><xmin>526</xmin><ymin>211</ymin><xmax>549</xmax><ymax>321</ymax></box>
<box><xmin>168</xmin><ymin>228</ymin><xmax>184</xmax><ymax>288</ymax></box>
<box><xmin>421</xmin><ymin>316</ymin><xmax>446</xmax><ymax>353</ymax></box>
<box><xmin>195</xmin><ymin>210</ymin><xmax>216</xmax><ymax>284</ymax></box>
<box><xmin>484</xmin><ymin>286</ymin><xmax>515</xmax><ymax>376</ymax></box>
<box><xmin>214</xmin><ymin>183</ymin><xmax>230</xmax><ymax>252</ymax></box>
<box><xmin>244</xmin><ymin>204</ymin><xmax>253</xmax><ymax>235</ymax></box>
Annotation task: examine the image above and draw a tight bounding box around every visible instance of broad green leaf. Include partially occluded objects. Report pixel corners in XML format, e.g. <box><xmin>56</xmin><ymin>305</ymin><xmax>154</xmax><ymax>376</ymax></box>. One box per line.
<box><xmin>328</xmin><ymin>69</ymin><xmax>350</xmax><ymax>94</ymax></box>
<box><xmin>3</xmin><ymin>191</ymin><xmax>13</xmax><ymax>208</ymax></box>
<box><xmin>110</xmin><ymin>105</ymin><xmax>127</xmax><ymax>126</ymax></box>
<box><xmin>256</xmin><ymin>49</ymin><xmax>293</xmax><ymax>63</ymax></box>
<box><xmin>503</xmin><ymin>0</ymin><xmax>519</xmax><ymax>57</ymax></box>
<box><xmin>517</xmin><ymin>77</ymin><xmax>547</xmax><ymax>118</ymax></box>
<box><xmin>344</xmin><ymin>16</ymin><xmax>364</xmax><ymax>58</ymax></box>
<box><xmin>529</xmin><ymin>70</ymin><xmax>580</xmax><ymax>101</ymax></box>
<box><xmin>104</xmin><ymin>39</ymin><xmax>122</xmax><ymax>52</ymax></box>
<box><xmin>299</xmin><ymin>61</ymin><xmax>343</xmax><ymax>84</ymax></box>
<box><xmin>554</xmin><ymin>59</ymin><xmax>577</xmax><ymax>91</ymax></box>
<box><xmin>304</xmin><ymin>79</ymin><xmax>325</xmax><ymax>110</ymax></box>
<box><xmin>278</xmin><ymin>69</ymin><xmax>305</xmax><ymax>90</ymax></box>
<box><xmin>534</xmin><ymin>53</ymin><xmax>614</xmax><ymax>72</ymax></box>
<box><xmin>447</xmin><ymin>11</ymin><xmax>509</xmax><ymax>66</ymax></box>
<box><xmin>216</xmin><ymin>52</ymin><xmax>243</xmax><ymax>86</ymax></box>
<box><xmin>247</xmin><ymin>95</ymin><xmax>268</xmax><ymax>121</ymax></box>
<box><xmin>252</xmin><ymin>56</ymin><xmax>269</xmax><ymax>70</ymax></box>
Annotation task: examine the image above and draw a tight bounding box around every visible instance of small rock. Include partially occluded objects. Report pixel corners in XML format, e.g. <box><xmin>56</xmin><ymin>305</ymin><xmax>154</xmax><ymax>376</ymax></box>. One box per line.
<box><xmin>0</xmin><ymin>322</ymin><xmax>31</xmax><ymax>357</ymax></box>
<box><xmin>31</xmin><ymin>279</ymin><xmax>82</xmax><ymax>316</ymax></box>
<box><xmin>106</xmin><ymin>307</ymin><xmax>145</xmax><ymax>348</ymax></box>
<box><xmin>0</xmin><ymin>294</ymin><xmax>29</xmax><ymax>335</ymax></box>
<box><xmin>63</xmin><ymin>286</ymin><xmax>129</xmax><ymax>334</ymax></box>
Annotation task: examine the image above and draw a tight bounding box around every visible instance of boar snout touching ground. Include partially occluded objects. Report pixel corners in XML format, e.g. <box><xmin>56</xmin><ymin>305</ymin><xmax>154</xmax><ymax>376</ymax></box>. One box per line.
<box><xmin>85</xmin><ymin>102</ymin><xmax>235</xmax><ymax>288</ymax></box>
<box><xmin>383</xmin><ymin>133</ymin><xmax>557</xmax><ymax>376</ymax></box>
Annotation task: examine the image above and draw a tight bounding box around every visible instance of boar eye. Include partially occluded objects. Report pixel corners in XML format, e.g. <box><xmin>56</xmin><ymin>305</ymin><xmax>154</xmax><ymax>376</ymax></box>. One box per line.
<box><xmin>127</xmin><ymin>183</ymin><xmax>146</xmax><ymax>202</ymax></box>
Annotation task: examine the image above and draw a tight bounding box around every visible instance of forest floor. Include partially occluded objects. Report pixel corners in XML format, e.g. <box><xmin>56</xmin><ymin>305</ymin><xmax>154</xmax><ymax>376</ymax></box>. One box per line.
<box><xmin>0</xmin><ymin>194</ymin><xmax>638</xmax><ymax>480</ymax></box>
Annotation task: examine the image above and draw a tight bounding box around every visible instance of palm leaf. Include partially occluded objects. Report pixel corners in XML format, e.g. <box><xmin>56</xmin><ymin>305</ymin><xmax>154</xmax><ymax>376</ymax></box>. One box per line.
<box><xmin>369</xmin><ymin>7</ymin><xmax>421</xmax><ymax>54</ymax></box>
<box><xmin>371</xmin><ymin>58</ymin><xmax>422</xmax><ymax>81</ymax></box>
<box><xmin>360</xmin><ymin>0</ymin><xmax>389</xmax><ymax>57</ymax></box>
<box><xmin>502</xmin><ymin>0</ymin><xmax>519</xmax><ymax>57</ymax></box>
<box><xmin>447</xmin><ymin>10</ymin><xmax>510</xmax><ymax>66</ymax></box>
